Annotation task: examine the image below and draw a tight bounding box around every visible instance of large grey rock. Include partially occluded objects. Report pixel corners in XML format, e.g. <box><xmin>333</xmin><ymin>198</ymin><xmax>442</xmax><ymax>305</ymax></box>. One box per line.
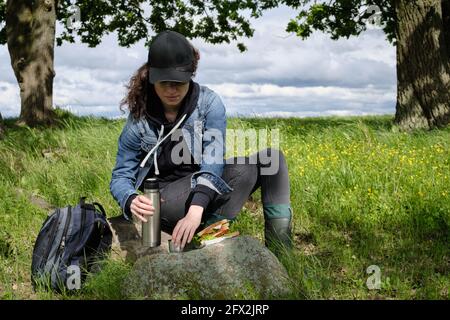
<box><xmin>122</xmin><ymin>235</ymin><xmax>291</xmax><ymax>300</ymax></box>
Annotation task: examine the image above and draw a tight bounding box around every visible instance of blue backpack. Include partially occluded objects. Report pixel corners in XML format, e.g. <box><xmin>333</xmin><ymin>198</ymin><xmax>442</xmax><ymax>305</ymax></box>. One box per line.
<box><xmin>31</xmin><ymin>197</ymin><xmax>112</xmax><ymax>292</ymax></box>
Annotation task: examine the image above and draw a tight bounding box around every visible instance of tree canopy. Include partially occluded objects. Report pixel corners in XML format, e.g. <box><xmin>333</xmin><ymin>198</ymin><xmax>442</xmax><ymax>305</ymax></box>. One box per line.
<box><xmin>0</xmin><ymin>1</ymin><xmax>399</xmax><ymax>50</ymax></box>
<box><xmin>0</xmin><ymin>0</ymin><xmax>306</xmax><ymax>51</ymax></box>
<box><xmin>287</xmin><ymin>0</ymin><xmax>397</xmax><ymax>44</ymax></box>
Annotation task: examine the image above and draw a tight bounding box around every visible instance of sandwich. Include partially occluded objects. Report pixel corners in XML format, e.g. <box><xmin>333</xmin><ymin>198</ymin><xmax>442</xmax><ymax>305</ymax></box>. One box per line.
<box><xmin>194</xmin><ymin>219</ymin><xmax>239</xmax><ymax>246</ymax></box>
<box><xmin>169</xmin><ymin>219</ymin><xmax>239</xmax><ymax>253</ymax></box>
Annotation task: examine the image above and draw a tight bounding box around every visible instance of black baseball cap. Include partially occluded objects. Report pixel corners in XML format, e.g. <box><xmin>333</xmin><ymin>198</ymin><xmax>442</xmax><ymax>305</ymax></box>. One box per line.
<box><xmin>148</xmin><ymin>31</ymin><xmax>195</xmax><ymax>84</ymax></box>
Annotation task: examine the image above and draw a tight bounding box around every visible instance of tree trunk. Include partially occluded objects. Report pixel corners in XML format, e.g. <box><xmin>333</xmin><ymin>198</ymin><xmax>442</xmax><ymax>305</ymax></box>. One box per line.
<box><xmin>0</xmin><ymin>112</ymin><xmax>5</xmax><ymax>138</ymax></box>
<box><xmin>6</xmin><ymin>0</ymin><xmax>57</xmax><ymax>126</ymax></box>
<box><xmin>394</xmin><ymin>0</ymin><xmax>450</xmax><ymax>130</ymax></box>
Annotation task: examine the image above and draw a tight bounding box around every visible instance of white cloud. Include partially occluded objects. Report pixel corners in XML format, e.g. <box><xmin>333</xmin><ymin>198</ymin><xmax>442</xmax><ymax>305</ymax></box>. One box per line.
<box><xmin>208</xmin><ymin>82</ymin><xmax>395</xmax><ymax>117</ymax></box>
<box><xmin>0</xmin><ymin>82</ymin><xmax>21</xmax><ymax>117</ymax></box>
<box><xmin>54</xmin><ymin>66</ymin><xmax>127</xmax><ymax>105</ymax></box>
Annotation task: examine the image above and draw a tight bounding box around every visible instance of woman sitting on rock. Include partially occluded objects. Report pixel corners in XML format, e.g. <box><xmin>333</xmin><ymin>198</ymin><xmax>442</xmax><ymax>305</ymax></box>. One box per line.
<box><xmin>110</xmin><ymin>30</ymin><xmax>293</xmax><ymax>253</ymax></box>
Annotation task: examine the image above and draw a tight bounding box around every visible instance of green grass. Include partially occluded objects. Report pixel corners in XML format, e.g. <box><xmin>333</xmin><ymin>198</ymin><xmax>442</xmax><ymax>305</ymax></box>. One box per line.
<box><xmin>0</xmin><ymin>109</ymin><xmax>448</xmax><ymax>299</ymax></box>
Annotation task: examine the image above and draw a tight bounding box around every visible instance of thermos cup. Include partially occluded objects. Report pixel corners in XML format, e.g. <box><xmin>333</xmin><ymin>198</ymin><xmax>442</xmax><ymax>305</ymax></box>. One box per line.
<box><xmin>142</xmin><ymin>178</ymin><xmax>161</xmax><ymax>247</ymax></box>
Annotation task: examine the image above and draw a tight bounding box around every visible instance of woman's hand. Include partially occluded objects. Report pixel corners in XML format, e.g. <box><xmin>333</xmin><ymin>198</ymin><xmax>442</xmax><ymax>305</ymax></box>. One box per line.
<box><xmin>172</xmin><ymin>205</ymin><xmax>204</xmax><ymax>250</ymax></box>
<box><xmin>130</xmin><ymin>195</ymin><xmax>155</xmax><ymax>222</ymax></box>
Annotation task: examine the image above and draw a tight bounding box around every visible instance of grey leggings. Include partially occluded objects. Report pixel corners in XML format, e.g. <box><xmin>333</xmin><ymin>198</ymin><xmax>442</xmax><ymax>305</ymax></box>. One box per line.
<box><xmin>158</xmin><ymin>148</ymin><xmax>290</xmax><ymax>233</ymax></box>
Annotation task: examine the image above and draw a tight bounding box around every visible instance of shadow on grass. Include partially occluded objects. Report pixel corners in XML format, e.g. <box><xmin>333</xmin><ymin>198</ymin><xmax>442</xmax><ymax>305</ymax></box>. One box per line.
<box><xmin>2</xmin><ymin>107</ymin><xmax>121</xmax><ymax>133</ymax></box>
<box><xmin>0</xmin><ymin>108</ymin><xmax>121</xmax><ymax>155</ymax></box>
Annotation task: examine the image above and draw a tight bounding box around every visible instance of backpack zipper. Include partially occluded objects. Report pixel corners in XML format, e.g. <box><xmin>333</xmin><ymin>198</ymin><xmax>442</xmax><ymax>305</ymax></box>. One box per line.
<box><xmin>39</xmin><ymin>208</ymin><xmax>61</xmax><ymax>269</ymax></box>
<box><xmin>56</xmin><ymin>206</ymin><xmax>72</xmax><ymax>259</ymax></box>
<box><xmin>67</xmin><ymin>204</ymin><xmax>87</xmax><ymax>263</ymax></box>
<box><xmin>79</xmin><ymin>203</ymin><xmax>86</xmax><ymax>241</ymax></box>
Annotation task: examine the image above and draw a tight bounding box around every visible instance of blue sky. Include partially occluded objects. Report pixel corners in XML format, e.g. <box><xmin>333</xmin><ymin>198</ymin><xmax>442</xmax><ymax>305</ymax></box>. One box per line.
<box><xmin>0</xmin><ymin>6</ymin><xmax>396</xmax><ymax>119</ymax></box>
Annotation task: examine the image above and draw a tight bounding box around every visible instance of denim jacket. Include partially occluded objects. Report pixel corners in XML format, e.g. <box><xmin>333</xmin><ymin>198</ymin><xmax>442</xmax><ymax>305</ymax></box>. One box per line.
<box><xmin>109</xmin><ymin>85</ymin><xmax>233</xmax><ymax>219</ymax></box>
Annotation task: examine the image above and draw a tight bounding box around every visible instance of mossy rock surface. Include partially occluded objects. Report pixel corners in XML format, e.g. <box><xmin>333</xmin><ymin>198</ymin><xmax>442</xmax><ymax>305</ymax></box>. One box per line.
<box><xmin>122</xmin><ymin>236</ymin><xmax>290</xmax><ymax>299</ymax></box>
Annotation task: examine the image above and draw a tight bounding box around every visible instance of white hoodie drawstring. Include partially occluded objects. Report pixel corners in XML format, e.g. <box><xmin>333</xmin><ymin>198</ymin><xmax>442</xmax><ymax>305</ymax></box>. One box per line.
<box><xmin>139</xmin><ymin>113</ymin><xmax>187</xmax><ymax>170</ymax></box>
<box><xmin>153</xmin><ymin>124</ymin><xmax>164</xmax><ymax>175</ymax></box>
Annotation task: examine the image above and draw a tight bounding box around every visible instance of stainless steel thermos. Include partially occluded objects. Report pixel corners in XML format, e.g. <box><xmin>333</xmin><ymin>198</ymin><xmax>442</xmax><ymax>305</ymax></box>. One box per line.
<box><xmin>142</xmin><ymin>178</ymin><xmax>161</xmax><ymax>247</ymax></box>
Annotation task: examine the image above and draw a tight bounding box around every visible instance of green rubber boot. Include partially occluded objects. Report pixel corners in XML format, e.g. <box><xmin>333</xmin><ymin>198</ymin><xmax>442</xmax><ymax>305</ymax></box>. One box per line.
<box><xmin>264</xmin><ymin>204</ymin><xmax>293</xmax><ymax>254</ymax></box>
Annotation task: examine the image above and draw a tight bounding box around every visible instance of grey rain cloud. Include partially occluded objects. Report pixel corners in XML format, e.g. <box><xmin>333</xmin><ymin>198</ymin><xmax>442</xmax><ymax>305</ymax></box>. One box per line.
<box><xmin>0</xmin><ymin>6</ymin><xmax>396</xmax><ymax>118</ymax></box>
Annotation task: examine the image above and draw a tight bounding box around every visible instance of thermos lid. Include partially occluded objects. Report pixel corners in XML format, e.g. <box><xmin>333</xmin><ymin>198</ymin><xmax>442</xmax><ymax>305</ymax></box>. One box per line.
<box><xmin>144</xmin><ymin>178</ymin><xmax>159</xmax><ymax>190</ymax></box>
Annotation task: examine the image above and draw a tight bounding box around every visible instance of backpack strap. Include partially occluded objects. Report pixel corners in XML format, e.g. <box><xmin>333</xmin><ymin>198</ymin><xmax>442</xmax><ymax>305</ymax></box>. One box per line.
<box><xmin>78</xmin><ymin>197</ymin><xmax>105</xmax><ymax>217</ymax></box>
<box><xmin>79</xmin><ymin>196</ymin><xmax>87</xmax><ymax>208</ymax></box>
<box><xmin>92</xmin><ymin>202</ymin><xmax>106</xmax><ymax>217</ymax></box>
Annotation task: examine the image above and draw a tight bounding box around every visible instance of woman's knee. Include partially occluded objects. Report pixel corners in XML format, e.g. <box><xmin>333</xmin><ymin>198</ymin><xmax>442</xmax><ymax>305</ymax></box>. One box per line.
<box><xmin>223</xmin><ymin>162</ymin><xmax>258</xmax><ymax>187</ymax></box>
<box><xmin>257</xmin><ymin>147</ymin><xmax>287</xmax><ymax>175</ymax></box>
<box><xmin>258</xmin><ymin>147</ymin><xmax>286</xmax><ymax>159</ymax></box>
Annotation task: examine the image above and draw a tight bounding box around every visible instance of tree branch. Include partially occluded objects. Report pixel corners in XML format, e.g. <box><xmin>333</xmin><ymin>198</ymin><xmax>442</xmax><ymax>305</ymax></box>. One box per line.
<box><xmin>129</xmin><ymin>0</ymin><xmax>152</xmax><ymax>24</ymax></box>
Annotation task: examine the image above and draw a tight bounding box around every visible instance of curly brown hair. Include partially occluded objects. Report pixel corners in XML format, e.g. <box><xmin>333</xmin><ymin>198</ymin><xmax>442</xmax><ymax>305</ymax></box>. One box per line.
<box><xmin>120</xmin><ymin>46</ymin><xmax>200</xmax><ymax>120</ymax></box>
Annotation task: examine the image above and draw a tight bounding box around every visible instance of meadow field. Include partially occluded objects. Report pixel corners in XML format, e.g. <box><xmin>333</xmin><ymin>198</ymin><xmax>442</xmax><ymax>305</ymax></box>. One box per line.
<box><xmin>0</xmin><ymin>110</ymin><xmax>448</xmax><ymax>299</ymax></box>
